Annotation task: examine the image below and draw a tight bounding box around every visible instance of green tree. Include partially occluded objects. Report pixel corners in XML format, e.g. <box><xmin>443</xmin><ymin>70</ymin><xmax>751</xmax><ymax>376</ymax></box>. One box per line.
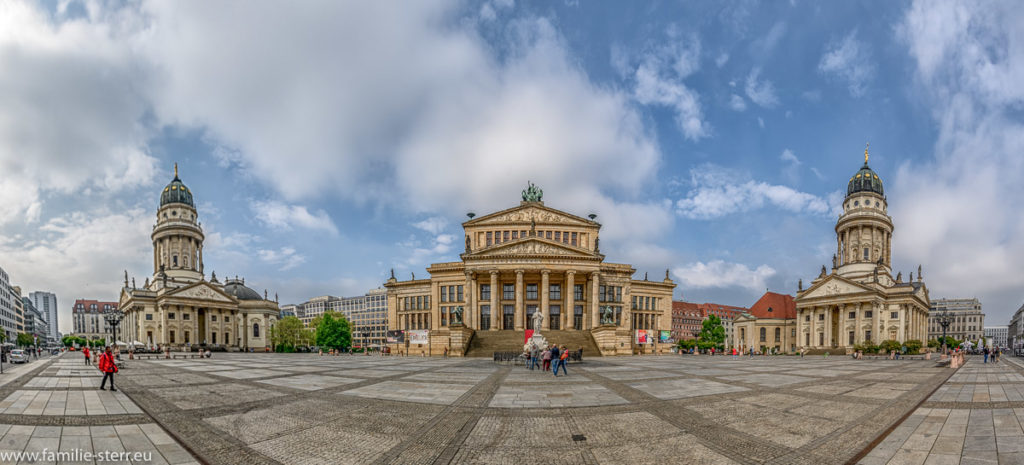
<box><xmin>697</xmin><ymin>315</ymin><xmax>726</xmax><ymax>350</ymax></box>
<box><xmin>16</xmin><ymin>333</ymin><xmax>34</xmax><ymax>347</ymax></box>
<box><xmin>315</xmin><ymin>313</ymin><xmax>351</xmax><ymax>351</ymax></box>
<box><xmin>274</xmin><ymin>316</ymin><xmax>306</xmax><ymax>352</ymax></box>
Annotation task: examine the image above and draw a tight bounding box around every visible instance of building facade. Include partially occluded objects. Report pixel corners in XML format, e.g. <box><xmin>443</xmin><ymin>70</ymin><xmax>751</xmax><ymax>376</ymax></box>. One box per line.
<box><xmin>795</xmin><ymin>147</ymin><xmax>930</xmax><ymax>351</ymax></box>
<box><xmin>385</xmin><ymin>185</ymin><xmax>675</xmax><ymax>355</ymax></box>
<box><xmin>0</xmin><ymin>266</ymin><xmax>18</xmax><ymax>340</ymax></box>
<box><xmin>72</xmin><ymin>299</ymin><xmax>118</xmax><ymax>340</ymax></box>
<box><xmin>118</xmin><ymin>165</ymin><xmax>280</xmax><ymax>350</ymax></box>
<box><xmin>928</xmin><ymin>298</ymin><xmax>985</xmax><ymax>343</ymax></box>
<box><xmin>30</xmin><ymin>291</ymin><xmax>58</xmax><ymax>342</ymax></box>
<box><xmin>985</xmin><ymin>326</ymin><xmax>1008</xmax><ymax>349</ymax></box>
<box><xmin>734</xmin><ymin>292</ymin><xmax>797</xmax><ymax>353</ymax></box>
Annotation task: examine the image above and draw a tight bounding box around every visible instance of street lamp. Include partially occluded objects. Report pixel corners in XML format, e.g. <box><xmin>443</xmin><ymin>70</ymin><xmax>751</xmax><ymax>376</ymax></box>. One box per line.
<box><xmin>104</xmin><ymin>308</ymin><xmax>125</xmax><ymax>351</ymax></box>
<box><xmin>936</xmin><ymin>309</ymin><xmax>953</xmax><ymax>355</ymax></box>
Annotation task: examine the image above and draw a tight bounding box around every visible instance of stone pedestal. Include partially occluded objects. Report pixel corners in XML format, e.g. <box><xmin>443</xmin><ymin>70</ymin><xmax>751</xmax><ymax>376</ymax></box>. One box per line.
<box><xmin>591</xmin><ymin>325</ymin><xmax>631</xmax><ymax>356</ymax></box>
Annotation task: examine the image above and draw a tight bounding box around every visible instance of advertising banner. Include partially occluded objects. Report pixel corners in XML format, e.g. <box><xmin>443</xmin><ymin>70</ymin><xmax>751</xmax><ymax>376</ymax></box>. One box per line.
<box><xmin>386</xmin><ymin>330</ymin><xmax>405</xmax><ymax>344</ymax></box>
<box><xmin>659</xmin><ymin>330</ymin><xmax>672</xmax><ymax>344</ymax></box>
<box><xmin>408</xmin><ymin>330</ymin><xmax>429</xmax><ymax>345</ymax></box>
<box><xmin>636</xmin><ymin>329</ymin><xmax>649</xmax><ymax>344</ymax></box>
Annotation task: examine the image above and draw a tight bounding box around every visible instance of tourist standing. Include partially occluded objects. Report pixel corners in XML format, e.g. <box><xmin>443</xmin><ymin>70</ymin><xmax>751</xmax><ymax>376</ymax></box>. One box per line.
<box><xmin>83</xmin><ymin>346</ymin><xmax>91</xmax><ymax>365</ymax></box>
<box><xmin>98</xmin><ymin>346</ymin><xmax>118</xmax><ymax>391</ymax></box>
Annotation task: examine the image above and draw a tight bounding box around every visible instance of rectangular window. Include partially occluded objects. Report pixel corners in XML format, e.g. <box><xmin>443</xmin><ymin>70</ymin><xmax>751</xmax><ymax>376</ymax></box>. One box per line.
<box><xmin>440</xmin><ymin>286</ymin><xmax>447</xmax><ymax>302</ymax></box>
<box><xmin>169</xmin><ymin>313</ymin><xmax>175</xmax><ymax>320</ymax></box>
<box><xmin>571</xmin><ymin>232</ymin><xmax>577</xmax><ymax>246</ymax></box>
<box><xmin>526</xmin><ymin>284</ymin><xmax>538</xmax><ymax>300</ymax></box>
<box><xmin>486</xmin><ymin>231</ymin><xmax>492</xmax><ymax>246</ymax></box>
<box><xmin>574</xmin><ymin>284</ymin><xmax>584</xmax><ymax>300</ymax></box>
<box><xmin>503</xmin><ymin>284</ymin><xmax>515</xmax><ymax>300</ymax></box>
<box><xmin>890</xmin><ymin>311</ymin><xmax>899</xmax><ymax>319</ymax></box>
<box><xmin>457</xmin><ymin>285</ymin><xmax>463</xmax><ymax>302</ymax></box>
<box><xmin>480</xmin><ymin>284</ymin><xmax>490</xmax><ymax>300</ymax></box>
<box><xmin>550</xmin><ymin>284</ymin><xmax>561</xmax><ymax>300</ymax></box>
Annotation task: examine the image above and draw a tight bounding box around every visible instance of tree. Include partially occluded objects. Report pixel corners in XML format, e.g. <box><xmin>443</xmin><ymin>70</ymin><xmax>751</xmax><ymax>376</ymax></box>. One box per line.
<box><xmin>274</xmin><ymin>316</ymin><xmax>306</xmax><ymax>352</ymax></box>
<box><xmin>697</xmin><ymin>315</ymin><xmax>726</xmax><ymax>350</ymax></box>
<box><xmin>16</xmin><ymin>333</ymin><xmax>34</xmax><ymax>347</ymax></box>
<box><xmin>315</xmin><ymin>313</ymin><xmax>351</xmax><ymax>351</ymax></box>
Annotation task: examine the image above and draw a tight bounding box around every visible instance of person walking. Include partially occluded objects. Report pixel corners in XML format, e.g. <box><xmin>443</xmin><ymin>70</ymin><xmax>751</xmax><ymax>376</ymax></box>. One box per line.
<box><xmin>83</xmin><ymin>346</ymin><xmax>91</xmax><ymax>365</ymax></box>
<box><xmin>551</xmin><ymin>345</ymin><xmax>561</xmax><ymax>377</ymax></box>
<box><xmin>98</xmin><ymin>346</ymin><xmax>118</xmax><ymax>391</ymax></box>
<box><xmin>556</xmin><ymin>345</ymin><xmax>569</xmax><ymax>376</ymax></box>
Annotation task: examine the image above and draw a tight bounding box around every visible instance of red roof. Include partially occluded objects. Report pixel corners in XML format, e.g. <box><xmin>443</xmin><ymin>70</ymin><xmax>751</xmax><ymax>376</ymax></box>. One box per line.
<box><xmin>747</xmin><ymin>292</ymin><xmax>796</xmax><ymax>319</ymax></box>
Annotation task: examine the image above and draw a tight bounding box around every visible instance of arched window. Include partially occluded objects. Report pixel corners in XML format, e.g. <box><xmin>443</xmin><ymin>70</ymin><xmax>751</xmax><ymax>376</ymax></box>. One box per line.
<box><xmin>759</xmin><ymin>327</ymin><xmax>766</xmax><ymax>342</ymax></box>
<box><xmin>253</xmin><ymin>323</ymin><xmax>260</xmax><ymax>338</ymax></box>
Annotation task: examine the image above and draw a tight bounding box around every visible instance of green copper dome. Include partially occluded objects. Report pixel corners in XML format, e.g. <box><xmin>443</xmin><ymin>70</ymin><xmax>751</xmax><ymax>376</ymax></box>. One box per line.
<box><xmin>160</xmin><ymin>164</ymin><xmax>195</xmax><ymax>208</ymax></box>
<box><xmin>846</xmin><ymin>145</ymin><xmax>884</xmax><ymax>197</ymax></box>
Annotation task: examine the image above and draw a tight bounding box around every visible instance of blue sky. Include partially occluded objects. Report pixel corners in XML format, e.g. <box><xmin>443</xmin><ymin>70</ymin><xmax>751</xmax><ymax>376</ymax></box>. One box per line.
<box><xmin>2</xmin><ymin>0</ymin><xmax>1023</xmax><ymax>333</ymax></box>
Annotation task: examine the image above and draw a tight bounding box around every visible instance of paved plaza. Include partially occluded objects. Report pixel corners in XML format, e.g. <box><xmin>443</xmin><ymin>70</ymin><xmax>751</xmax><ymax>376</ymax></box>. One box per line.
<box><xmin>7</xmin><ymin>352</ymin><xmax>1021</xmax><ymax>464</ymax></box>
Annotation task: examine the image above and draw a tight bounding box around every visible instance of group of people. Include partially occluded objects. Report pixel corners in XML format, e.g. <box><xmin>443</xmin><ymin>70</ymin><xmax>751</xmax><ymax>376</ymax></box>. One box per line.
<box><xmin>525</xmin><ymin>344</ymin><xmax>571</xmax><ymax>376</ymax></box>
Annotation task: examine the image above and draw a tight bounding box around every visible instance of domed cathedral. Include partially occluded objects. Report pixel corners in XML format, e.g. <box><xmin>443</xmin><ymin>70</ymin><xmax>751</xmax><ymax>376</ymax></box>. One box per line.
<box><xmin>794</xmin><ymin>146</ymin><xmax>930</xmax><ymax>352</ymax></box>
<box><xmin>385</xmin><ymin>182</ymin><xmax>676</xmax><ymax>356</ymax></box>
<box><xmin>118</xmin><ymin>164</ymin><xmax>281</xmax><ymax>350</ymax></box>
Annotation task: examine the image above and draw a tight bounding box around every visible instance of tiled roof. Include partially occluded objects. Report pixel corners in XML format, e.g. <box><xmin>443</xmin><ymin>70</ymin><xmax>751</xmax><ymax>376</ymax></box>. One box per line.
<box><xmin>747</xmin><ymin>292</ymin><xmax>796</xmax><ymax>319</ymax></box>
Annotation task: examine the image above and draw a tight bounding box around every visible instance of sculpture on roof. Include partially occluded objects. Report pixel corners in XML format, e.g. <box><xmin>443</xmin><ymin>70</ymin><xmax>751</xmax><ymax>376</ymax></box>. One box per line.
<box><xmin>522</xmin><ymin>181</ymin><xmax>543</xmax><ymax>202</ymax></box>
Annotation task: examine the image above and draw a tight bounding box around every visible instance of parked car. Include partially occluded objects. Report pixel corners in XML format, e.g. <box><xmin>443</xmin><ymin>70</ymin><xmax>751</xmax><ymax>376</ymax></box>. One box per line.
<box><xmin>9</xmin><ymin>349</ymin><xmax>30</xmax><ymax>364</ymax></box>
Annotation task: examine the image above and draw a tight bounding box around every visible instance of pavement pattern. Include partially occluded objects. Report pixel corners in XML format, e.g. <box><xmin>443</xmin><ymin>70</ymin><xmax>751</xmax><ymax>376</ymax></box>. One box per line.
<box><xmin>100</xmin><ymin>352</ymin><xmax>957</xmax><ymax>465</ymax></box>
<box><xmin>860</xmin><ymin>356</ymin><xmax>1024</xmax><ymax>465</ymax></box>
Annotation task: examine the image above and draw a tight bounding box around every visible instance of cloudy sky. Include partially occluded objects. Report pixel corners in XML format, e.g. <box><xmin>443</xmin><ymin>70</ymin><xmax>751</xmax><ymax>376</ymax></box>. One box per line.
<box><xmin>2</xmin><ymin>0</ymin><xmax>1023</xmax><ymax>334</ymax></box>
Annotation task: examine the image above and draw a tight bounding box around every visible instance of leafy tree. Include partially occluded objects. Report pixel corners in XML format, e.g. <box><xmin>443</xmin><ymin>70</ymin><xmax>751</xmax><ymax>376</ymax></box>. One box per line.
<box><xmin>16</xmin><ymin>333</ymin><xmax>34</xmax><ymax>347</ymax></box>
<box><xmin>315</xmin><ymin>313</ymin><xmax>351</xmax><ymax>351</ymax></box>
<box><xmin>274</xmin><ymin>316</ymin><xmax>306</xmax><ymax>352</ymax></box>
<box><xmin>697</xmin><ymin>315</ymin><xmax>726</xmax><ymax>350</ymax></box>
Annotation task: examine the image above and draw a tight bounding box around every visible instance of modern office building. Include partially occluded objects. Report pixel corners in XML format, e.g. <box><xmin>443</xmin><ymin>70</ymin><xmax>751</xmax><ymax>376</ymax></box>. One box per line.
<box><xmin>984</xmin><ymin>325</ymin><xmax>1008</xmax><ymax>348</ymax></box>
<box><xmin>928</xmin><ymin>298</ymin><xmax>985</xmax><ymax>343</ymax></box>
<box><xmin>29</xmin><ymin>291</ymin><xmax>58</xmax><ymax>342</ymax></box>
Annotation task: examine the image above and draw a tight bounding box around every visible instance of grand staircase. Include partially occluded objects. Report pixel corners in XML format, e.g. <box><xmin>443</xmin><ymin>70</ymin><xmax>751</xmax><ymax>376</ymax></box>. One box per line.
<box><xmin>464</xmin><ymin>330</ymin><xmax>601</xmax><ymax>358</ymax></box>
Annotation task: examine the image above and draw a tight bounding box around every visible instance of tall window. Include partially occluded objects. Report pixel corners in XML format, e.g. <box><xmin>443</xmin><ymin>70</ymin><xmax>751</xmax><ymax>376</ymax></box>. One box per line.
<box><xmin>526</xmin><ymin>284</ymin><xmax>538</xmax><ymax>300</ymax></box>
<box><xmin>503</xmin><ymin>284</ymin><xmax>515</xmax><ymax>300</ymax></box>
<box><xmin>480</xmin><ymin>284</ymin><xmax>491</xmax><ymax>300</ymax></box>
<box><xmin>550</xmin><ymin>284</ymin><xmax>561</xmax><ymax>300</ymax></box>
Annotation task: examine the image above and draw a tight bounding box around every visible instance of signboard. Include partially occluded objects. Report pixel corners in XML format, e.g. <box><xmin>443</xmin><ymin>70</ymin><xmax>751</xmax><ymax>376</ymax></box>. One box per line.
<box><xmin>408</xmin><ymin>330</ymin><xmax>429</xmax><ymax>345</ymax></box>
<box><xmin>635</xmin><ymin>330</ymin><xmax>649</xmax><ymax>344</ymax></box>
<box><xmin>659</xmin><ymin>330</ymin><xmax>672</xmax><ymax>344</ymax></box>
<box><xmin>386</xmin><ymin>330</ymin><xmax>405</xmax><ymax>344</ymax></box>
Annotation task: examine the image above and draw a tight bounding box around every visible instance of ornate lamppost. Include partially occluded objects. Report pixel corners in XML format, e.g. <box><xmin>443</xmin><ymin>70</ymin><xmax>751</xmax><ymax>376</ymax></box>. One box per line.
<box><xmin>936</xmin><ymin>309</ymin><xmax>953</xmax><ymax>355</ymax></box>
<box><xmin>104</xmin><ymin>307</ymin><xmax>125</xmax><ymax>351</ymax></box>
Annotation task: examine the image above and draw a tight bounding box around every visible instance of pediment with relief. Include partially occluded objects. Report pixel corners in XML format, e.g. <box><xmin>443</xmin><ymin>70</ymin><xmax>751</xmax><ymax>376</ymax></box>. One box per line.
<box><xmin>467</xmin><ymin>238</ymin><xmax>598</xmax><ymax>259</ymax></box>
<box><xmin>798</xmin><ymin>276</ymin><xmax>872</xmax><ymax>301</ymax></box>
<box><xmin>469</xmin><ymin>206</ymin><xmax>593</xmax><ymax>227</ymax></box>
<box><xmin>167</xmin><ymin>283</ymin><xmax>235</xmax><ymax>302</ymax></box>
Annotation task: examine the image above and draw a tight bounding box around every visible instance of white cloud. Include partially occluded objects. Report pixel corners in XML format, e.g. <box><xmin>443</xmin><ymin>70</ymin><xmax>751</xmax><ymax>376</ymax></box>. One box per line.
<box><xmin>412</xmin><ymin>216</ymin><xmax>449</xmax><ymax>235</ymax></box>
<box><xmin>745</xmin><ymin>68</ymin><xmax>779</xmax><ymax>107</ymax></box>
<box><xmin>630</xmin><ymin>31</ymin><xmax>710</xmax><ymax>140</ymax></box>
<box><xmin>675</xmin><ymin>164</ymin><xmax>837</xmax><ymax>219</ymax></box>
<box><xmin>818</xmin><ymin>30</ymin><xmax>875</xmax><ymax>97</ymax></box>
<box><xmin>673</xmin><ymin>260</ymin><xmax>776</xmax><ymax>292</ymax></box>
<box><xmin>728</xmin><ymin>94</ymin><xmax>747</xmax><ymax>111</ymax></box>
<box><xmin>0</xmin><ymin>1</ymin><xmax>158</xmax><ymax>225</ymax></box>
<box><xmin>257</xmin><ymin>247</ymin><xmax>306</xmax><ymax>271</ymax></box>
<box><xmin>894</xmin><ymin>0</ymin><xmax>1024</xmax><ymax>319</ymax></box>
<box><xmin>251</xmin><ymin>200</ymin><xmax>338</xmax><ymax>235</ymax></box>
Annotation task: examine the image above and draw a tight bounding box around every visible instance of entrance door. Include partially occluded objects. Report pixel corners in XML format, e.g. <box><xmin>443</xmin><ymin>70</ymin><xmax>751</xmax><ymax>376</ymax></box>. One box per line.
<box><xmin>502</xmin><ymin>305</ymin><xmax>514</xmax><ymax>330</ymax></box>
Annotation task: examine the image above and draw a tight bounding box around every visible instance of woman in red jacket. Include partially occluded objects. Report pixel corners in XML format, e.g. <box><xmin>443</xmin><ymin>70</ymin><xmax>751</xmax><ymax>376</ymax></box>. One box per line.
<box><xmin>98</xmin><ymin>346</ymin><xmax>118</xmax><ymax>391</ymax></box>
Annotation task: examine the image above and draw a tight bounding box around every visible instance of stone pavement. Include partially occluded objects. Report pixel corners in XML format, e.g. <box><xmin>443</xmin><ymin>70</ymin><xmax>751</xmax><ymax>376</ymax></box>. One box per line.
<box><xmin>106</xmin><ymin>352</ymin><xmax>954</xmax><ymax>464</ymax></box>
<box><xmin>860</xmin><ymin>356</ymin><xmax>1024</xmax><ymax>465</ymax></box>
<box><xmin>0</xmin><ymin>353</ymin><xmax>199</xmax><ymax>464</ymax></box>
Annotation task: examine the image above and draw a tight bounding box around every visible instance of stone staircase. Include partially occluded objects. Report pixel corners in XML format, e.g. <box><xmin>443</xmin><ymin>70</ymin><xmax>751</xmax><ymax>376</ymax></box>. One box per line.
<box><xmin>464</xmin><ymin>330</ymin><xmax>601</xmax><ymax>358</ymax></box>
